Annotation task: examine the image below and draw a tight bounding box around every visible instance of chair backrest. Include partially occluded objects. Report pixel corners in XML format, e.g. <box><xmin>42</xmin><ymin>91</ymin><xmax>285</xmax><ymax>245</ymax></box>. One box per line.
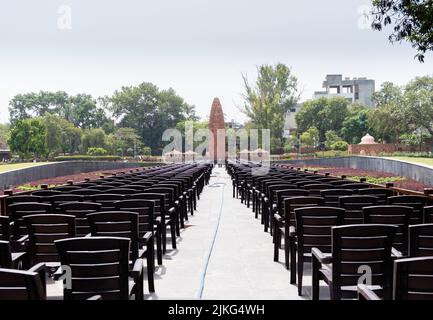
<box><xmin>90</xmin><ymin>194</ymin><xmax>125</xmax><ymax>211</ymax></box>
<box><xmin>59</xmin><ymin>202</ymin><xmax>101</xmax><ymax>236</ymax></box>
<box><xmin>55</xmin><ymin>237</ymin><xmax>130</xmax><ymax>300</ymax></box>
<box><xmin>295</xmin><ymin>207</ymin><xmax>345</xmax><ymax>255</ymax></box>
<box><xmin>114</xmin><ymin>200</ymin><xmax>155</xmax><ymax>238</ymax></box>
<box><xmin>303</xmin><ymin>184</ymin><xmax>334</xmax><ymax>196</ymax></box>
<box><xmin>339</xmin><ymin>196</ymin><xmax>378</xmax><ymax>225</ymax></box>
<box><xmin>408</xmin><ymin>223</ymin><xmax>433</xmax><ymax>257</ymax></box>
<box><xmin>320</xmin><ymin>189</ymin><xmax>354</xmax><ymax>207</ymax></box>
<box><xmin>54</xmin><ymin>186</ymin><xmax>81</xmax><ymax>192</ymax></box>
<box><xmin>0</xmin><ymin>267</ymin><xmax>46</xmax><ymax>300</ymax></box>
<box><xmin>32</xmin><ymin>190</ymin><xmax>62</xmax><ymax>197</ymax></box>
<box><xmin>331</xmin><ymin>224</ymin><xmax>397</xmax><ymax>300</ymax></box>
<box><xmin>129</xmin><ymin>193</ymin><xmax>165</xmax><ymax>216</ymax></box>
<box><xmin>0</xmin><ymin>216</ymin><xmax>10</xmax><ymax>241</ymax></box>
<box><xmin>6</xmin><ymin>195</ymin><xmax>42</xmax><ymax>207</ymax></box>
<box><xmin>424</xmin><ymin>206</ymin><xmax>433</xmax><ymax>223</ymax></box>
<box><xmin>339</xmin><ymin>183</ymin><xmax>370</xmax><ymax>191</ymax></box>
<box><xmin>284</xmin><ymin>196</ymin><xmax>324</xmax><ymax>227</ymax></box>
<box><xmin>359</xmin><ymin>188</ymin><xmax>394</xmax><ymax>205</ymax></box>
<box><xmin>46</xmin><ymin>194</ymin><xmax>84</xmax><ymax>213</ymax></box>
<box><xmin>393</xmin><ymin>257</ymin><xmax>433</xmax><ymax>300</ymax></box>
<box><xmin>24</xmin><ymin>214</ymin><xmax>76</xmax><ymax>265</ymax></box>
<box><xmin>87</xmin><ymin>185</ymin><xmax>114</xmax><ymax>192</ymax></box>
<box><xmin>87</xmin><ymin>211</ymin><xmax>139</xmax><ymax>260</ymax></box>
<box><xmin>105</xmin><ymin>188</ymin><xmax>137</xmax><ymax>196</ymax></box>
<box><xmin>8</xmin><ymin>202</ymin><xmax>52</xmax><ymax>238</ymax></box>
<box><xmin>388</xmin><ymin>196</ymin><xmax>427</xmax><ymax>224</ymax></box>
<box><xmin>276</xmin><ymin>189</ymin><xmax>309</xmax><ymax>214</ymax></box>
<box><xmin>0</xmin><ymin>240</ymin><xmax>12</xmax><ymax>268</ymax></box>
<box><xmin>68</xmin><ymin>189</ymin><xmax>101</xmax><ymax>199</ymax></box>
<box><xmin>363</xmin><ymin>205</ymin><xmax>412</xmax><ymax>255</ymax></box>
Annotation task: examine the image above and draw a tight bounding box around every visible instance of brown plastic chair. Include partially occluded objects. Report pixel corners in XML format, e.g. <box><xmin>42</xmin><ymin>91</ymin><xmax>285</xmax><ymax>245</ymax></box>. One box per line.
<box><xmin>388</xmin><ymin>195</ymin><xmax>427</xmax><ymax>224</ymax></box>
<box><xmin>363</xmin><ymin>205</ymin><xmax>412</xmax><ymax>255</ymax></box>
<box><xmin>0</xmin><ymin>263</ymin><xmax>46</xmax><ymax>300</ymax></box>
<box><xmin>291</xmin><ymin>206</ymin><xmax>345</xmax><ymax>296</ymax></box>
<box><xmin>87</xmin><ymin>211</ymin><xmax>155</xmax><ymax>292</ymax></box>
<box><xmin>408</xmin><ymin>223</ymin><xmax>433</xmax><ymax>257</ymax></box>
<box><xmin>59</xmin><ymin>202</ymin><xmax>101</xmax><ymax>236</ymax></box>
<box><xmin>312</xmin><ymin>224</ymin><xmax>397</xmax><ymax>300</ymax></box>
<box><xmin>55</xmin><ymin>237</ymin><xmax>144</xmax><ymax>300</ymax></box>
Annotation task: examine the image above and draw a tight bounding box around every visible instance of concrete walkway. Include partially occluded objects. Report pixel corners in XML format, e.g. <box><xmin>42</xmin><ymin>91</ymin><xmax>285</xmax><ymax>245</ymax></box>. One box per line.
<box><xmin>151</xmin><ymin>167</ymin><xmax>310</xmax><ymax>300</ymax></box>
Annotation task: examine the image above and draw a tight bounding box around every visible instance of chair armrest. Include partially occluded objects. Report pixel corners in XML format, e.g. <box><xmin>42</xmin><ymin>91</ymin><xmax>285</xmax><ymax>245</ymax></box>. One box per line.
<box><xmin>11</xmin><ymin>252</ymin><xmax>27</xmax><ymax>264</ymax></box>
<box><xmin>312</xmin><ymin>247</ymin><xmax>332</xmax><ymax>264</ymax></box>
<box><xmin>263</xmin><ymin>197</ymin><xmax>269</xmax><ymax>204</ymax></box>
<box><xmin>288</xmin><ymin>226</ymin><xmax>296</xmax><ymax>237</ymax></box>
<box><xmin>87</xmin><ymin>295</ymin><xmax>102</xmax><ymax>300</ymax></box>
<box><xmin>142</xmin><ymin>232</ymin><xmax>153</xmax><ymax>243</ymax></box>
<box><xmin>357</xmin><ymin>284</ymin><xmax>381</xmax><ymax>300</ymax></box>
<box><xmin>392</xmin><ymin>247</ymin><xmax>403</xmax><ymax>259</ymax></box>
<box><xmin>274</xmin><ymin>214</ymin><xmax>284</xmax><ymax>223</ymax></box>
<box><xmin>129</xmin><ymin>258</ymin><xmax>144</xmax><ymax>279</ymax></box>
<box><xmin>168</xmin><ymin>207</ymin><xmax>176</xmax><ymax>214</ymax></box>
<box><xmin>16</xmin><ymin>235</ymin><xmax>29</xmax><ymax>243</ymax></box>
<box><xmin>28</xmin><ymin>263</ymin><xmax>47</xmax><ymax>293</ymax></box>
<box><xmin>154</xmin><ymin>217</ymin><xmax>162</xmax><ymax>224</ymax></box>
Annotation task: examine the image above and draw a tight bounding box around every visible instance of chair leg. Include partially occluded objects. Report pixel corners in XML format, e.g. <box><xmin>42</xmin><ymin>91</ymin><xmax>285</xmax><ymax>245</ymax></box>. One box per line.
<box><xmin>297</xmin><ymin>253</ymin><xmax>304</xmax><ymax>296</ymax></box>
<box><xmin>170</xmin><ymin>220</ymin><xmax>177</xmax><ymax>249</ymax></box>
<box><xmin>162</xmin><ymin>226</ymin><xmax>167</xmax><ymax>254</ymax></box>
<box><xmin>312</xmin><ymin>255</ymin><xmax>320</xmax><ymax>300</ymax></box>
<box><xmin>147</xmin><ymin>238</ymin><xmax>155</xmax><ymax>293</ymax></box>
<box><xmin>273</xmin><ymin>227</ymin><xmax>280</xmax><ymax>262</ymax></box>
<box><xmin>156</xmin><ymin>228</ymin><xmax>163</xmax><ymax>265</ymax></box>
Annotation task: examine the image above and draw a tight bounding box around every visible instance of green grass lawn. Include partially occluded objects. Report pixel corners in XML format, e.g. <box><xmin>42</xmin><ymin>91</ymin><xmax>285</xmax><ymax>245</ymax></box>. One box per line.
<box><xmin>390</xmin><ymin>157</ymin><xmax>433</xmax><ymax>167</ymax></box>
<box><xmin>0</xmin><ymin>162</ymin><xmax>50</xmax><ymax>173</ymax></box>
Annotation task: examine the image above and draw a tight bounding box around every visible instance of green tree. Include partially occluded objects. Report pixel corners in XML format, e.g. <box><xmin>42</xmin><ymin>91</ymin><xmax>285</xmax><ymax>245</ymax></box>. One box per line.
<box><xmin>107</xmin><ymin>83</ymin><xmax>196</xmax><ymax>154</ymax></box>
<box><xmin>371</xmin><ymin>0</ymin><xmax>433</xmax><ymax>62</ymax></box>
<box><xmin>369</xmin><ymin>82</ymin><xmax>406</xmax><ymax>142</ymax></box>
<box><xmin>81</xmin><ymin>128</ymin><xmax>107</xmax><ymax>153</ymax></box>
<box><xmin>8</xmin><ymin>118</ymin><xmax>47</xmax><ymax>159</ymax></box>
<box><xmin>9</xmin><ymin>91</ymin><xmax>108</xmax><ymax>128</ymax></box>
<box><xmin>107</xmin><ymin>127</ymin><xmax>142</xmax><ymax>157</ymax></box>
<box><xmin>300</xmin><ymin>127</ymin><xmax>320</xmax><ymax>147</ymax></box>
<box><xmin>241</xmin><ymin>63</ymin><xmax>298</xmax><ymax>152</ymax></box>
<box><xmin>59</xmin><ymin>120</ymin><xmax>82</xmax><ymax>155</ymax></box>
<box><xmin>400</xmin><ymin>76</ymin><xmax>433</xmax><ymax>136</ymax></box>
<box><xmin>296</xmin><ymin>97</ymin><xmax>349</xmax><ymax>141</ymax></box>
<box><xmin>43</xmin><ymin>114</ymin><xmax>62</xmax><ymax>158</ymax></box>
<box><xmin>325</xmin><ymin>130</ymin><xmax>342</xmax><ymax>149</ymax></box>
<box><xmin>341</xmin><ymin>106</ymin><xmax>372</xmax><ymax>144</ymax></box>
<box><xmin>0</xmin><ymin>124</ymin><xmax>10</xmax><ymax>149</ymax></box>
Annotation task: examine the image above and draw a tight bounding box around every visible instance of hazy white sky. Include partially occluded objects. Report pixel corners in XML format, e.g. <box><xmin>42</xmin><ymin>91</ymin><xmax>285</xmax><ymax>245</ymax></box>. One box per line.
<box><xmin>0</xmin><ymin>0</ymin><xmax>432</xmax><ymax>124</ymax></box>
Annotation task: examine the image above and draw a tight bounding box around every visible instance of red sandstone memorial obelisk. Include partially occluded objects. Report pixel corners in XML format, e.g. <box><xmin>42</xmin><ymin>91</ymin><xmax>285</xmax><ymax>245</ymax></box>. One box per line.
<box><xmin>208</xmin><ymin>97</ymin><xmax>225</xmax><ymax>162</ymax></box>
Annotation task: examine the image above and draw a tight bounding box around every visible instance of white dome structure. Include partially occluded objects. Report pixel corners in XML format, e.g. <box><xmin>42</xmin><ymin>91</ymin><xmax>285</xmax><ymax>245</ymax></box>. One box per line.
<box><xmin>359</xmin><ymin>133</ymin><xmax>377</xmax><ymax>145</ymax></box>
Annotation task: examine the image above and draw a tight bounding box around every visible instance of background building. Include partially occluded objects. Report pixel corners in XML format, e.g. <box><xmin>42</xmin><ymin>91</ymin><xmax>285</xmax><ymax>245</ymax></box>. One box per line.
<box><xmin>285</xmin><ymin>74</ymin><xmax>376</xmax><ymax>133</ymax></box>
<box><xmin>313</xmin><ymin>74</ymin><xmax>375</xmax><ymax>107</ymax></box>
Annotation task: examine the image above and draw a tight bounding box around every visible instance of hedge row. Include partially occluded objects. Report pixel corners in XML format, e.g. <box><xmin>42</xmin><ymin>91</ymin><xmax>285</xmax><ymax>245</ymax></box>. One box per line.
<box><xmin>54</xmin><ymin>155</ymin><xmax>122</xmax><ymax>162</ymax></box>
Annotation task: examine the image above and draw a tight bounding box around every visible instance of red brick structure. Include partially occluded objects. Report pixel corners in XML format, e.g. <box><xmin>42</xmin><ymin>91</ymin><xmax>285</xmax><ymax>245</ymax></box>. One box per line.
<box><xmin>208</xmin><ymin>97</ymin><xmax>225</xmax><ymax>161</ymax></box>
<box><xmin>349</xmin><ymin>143</ymin><xmax>429</xmax><ymax>156</ymax></box>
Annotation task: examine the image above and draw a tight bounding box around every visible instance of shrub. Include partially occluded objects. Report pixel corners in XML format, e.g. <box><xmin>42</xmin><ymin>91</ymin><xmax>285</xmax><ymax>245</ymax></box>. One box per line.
<box><xmin>331</xmin><ymin>141</ymin><xmax>349</xmax><ymax>151</ymax></box>
<box><xmin>87</xmin><ymin>148</ymin><xmax>107</xmax><ymax>156</ymax></box>
<box><xmin>54</xmin><ymin>155</ymin><xmax>122</xmax><ymax>162</ymax></box>
<box><xmin>87</xmin><ymin>147</ymin><xmax>107</xmax><ymax>156</ymax></box>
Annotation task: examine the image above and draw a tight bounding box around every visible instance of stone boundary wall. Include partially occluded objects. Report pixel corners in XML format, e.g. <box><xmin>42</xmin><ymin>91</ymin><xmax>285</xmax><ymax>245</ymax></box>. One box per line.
<box><xmin>274</xmin><ymin>156</ymin><xmax>433</xmax><ymax>186</ymax></box>
<box><xmin>0</xmin><ymin>161</ymin><xmax>161</xmax><ymax>189</ymax></box>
